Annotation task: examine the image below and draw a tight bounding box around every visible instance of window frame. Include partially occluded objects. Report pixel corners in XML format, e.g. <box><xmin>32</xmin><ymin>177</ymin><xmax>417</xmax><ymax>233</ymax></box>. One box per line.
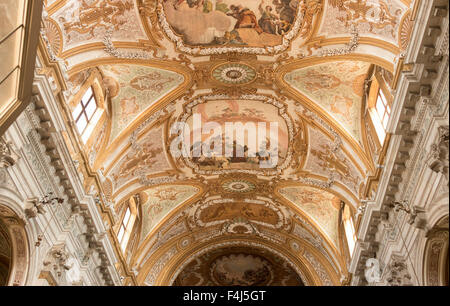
<box><xmin>375</xmin><ymin>89</ymin><xmax>391</xmax><ymax>131</ymax></box>
<box><xmin>344</xmin><ymin>215</ymin><xmax>357</xmax><ymax>257</ymax></box>
<box><xmin>368</xmin><ymin>77</ymin><xmax>392</xmax><ymax>145</ymax></box>
<box><xmin>118</xmin><ymin>207</ymin><xmax>131</xmax><ymax>245</ymax></box>
<box><xmin>117</xmin><ymin>197</ymin><xmax>138</xmax><ymax>252</ymax></box>
<box><xmin>72</xmin><ymin>86</ymin><xmax>98</xmax><ymax>135</ymax></box>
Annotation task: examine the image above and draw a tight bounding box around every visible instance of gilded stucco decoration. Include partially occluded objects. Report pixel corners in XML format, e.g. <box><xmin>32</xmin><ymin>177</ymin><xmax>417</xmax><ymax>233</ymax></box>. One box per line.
<box><xmin>51</xmin><ymin>0</ymin><xmax>146</xmax><ymax>51</ymax></box>
<box><xmin>139</xmin><ymin>184</ymin><xmax>200</xmax><ymax>242</ymax></box>
<box><xmin>173</xmin><ymin>246</ymin><xmax>304</xmax><ymax>286</ymax></box>
<box><xmin>320</xmin><ymin>0</ymin><xmax>407</xmax><ymax>46</ymax></box>
<box><xmin>285</xmin><ymin>60</ymin><xmax>371</xmax><ymax>142</ymax></box>
<box><xmin>100</xmin><ymin>64</ymin><xmax>184</xmax><ymax>141</ymax></box>
<box><xmin>278</xmin><ymin>185</ymin><xmax>341</xmax><ymax>246</ymax></box>
<box><xmin>107</xmin><ymin>125</ymin><xmax>172</xmax><ymax>191</ymax></box>
<box><xmin>305</xmin><ymin>124</ymin><xmax>363</xmax><ymax>195</ymax></box>
<box><xmin>212</xmin><ymin>63</ymin><xmax>257</xmax><ymax>85</ymax></box>
<box><xmin>38</xmin><ymin>0</ymin><xmax>416</xmax><ymax>287</ymax></box>
<box><xmin>131</xmin><ymin>187</ymin><xmax>343</xmax><ymax>286</ymax></box>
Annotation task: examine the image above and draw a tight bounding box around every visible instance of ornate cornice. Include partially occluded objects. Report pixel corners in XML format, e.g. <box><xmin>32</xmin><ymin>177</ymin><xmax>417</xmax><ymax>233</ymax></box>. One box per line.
<box><xmin>350</xmin><ymin>0</ymin><xmax>449</xmax><ymax>285</ymax></box>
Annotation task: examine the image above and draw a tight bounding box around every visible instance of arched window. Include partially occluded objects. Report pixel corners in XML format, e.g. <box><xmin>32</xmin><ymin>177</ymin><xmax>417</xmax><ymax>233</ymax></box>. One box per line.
<box><xmin>368</xmin><ymin>77</ymin><xmax>392</xmax><ymax>144</ymax></box>
<box><xmin>117</xmin><ymin>196</ymin><xmax>137</xmax><ymax>252</ymax></box>
<box><xmin>343</xmin><ymin>205</ymin><xmax>357</xmax><ymax>257</ymax></box>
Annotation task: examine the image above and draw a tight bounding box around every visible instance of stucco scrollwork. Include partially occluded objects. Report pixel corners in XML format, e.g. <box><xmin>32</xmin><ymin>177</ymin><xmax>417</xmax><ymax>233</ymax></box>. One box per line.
<box><xmin>0</xmin><ymin>139</ymin><xmax>19</xmax><ymax>169</ymax></box>
<box><xmin>429</xmin><ymin>126</ymin><xmax>449</xmax><ymax>181</ymax></box>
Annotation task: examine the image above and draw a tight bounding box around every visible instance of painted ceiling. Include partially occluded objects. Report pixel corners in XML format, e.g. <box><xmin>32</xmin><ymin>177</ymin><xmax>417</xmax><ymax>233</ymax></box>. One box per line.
<box><xmin>139</xmin><ymin>184</ymin><xmax>200</xmax><ymax>241</ymax></box>
<box><xmin>284</xmin><ymin>60</ymin><xmax>371</xmax><ymax>141</ymax></box>
<box><xmin>173</xmin><ymin>246</ymin><xmax>305</xmax><ymax>286</ymax></box>
<box><xmin>39</xmin><ymin>0</ymin><xmax>415</xmax><ymax>285</ymax></box>
<box><xmin>278</xmin><ymin>185</ymin><xmax>341</xmax><ymax>246</ymax></box>
<box><xmin>100</xmin><ymin>64</ymin><xmax>184</xmax><ymax>141</ymax></box>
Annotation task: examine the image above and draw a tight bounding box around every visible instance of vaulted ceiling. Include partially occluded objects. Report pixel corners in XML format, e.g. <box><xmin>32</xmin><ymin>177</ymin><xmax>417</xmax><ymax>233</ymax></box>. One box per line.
<box><xmin>39</xmin><ymin>0</ymin><xmax>414</xmax><ymax>285</ymax></box>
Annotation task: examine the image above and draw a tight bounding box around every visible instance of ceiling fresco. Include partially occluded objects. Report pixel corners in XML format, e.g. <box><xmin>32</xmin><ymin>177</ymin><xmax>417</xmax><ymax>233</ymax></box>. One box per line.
<box><xmin>305</xmin><ymin>123</ymin><xmax>364</xmax><ymax>196</ymax></box>
<box><xmin>284</xmin><ymin>60</ymin><xmax>371</xmax><ymax>142</ymax></box>
<box><xmin>106</xmin><ymin>125</ymin><xmax>172</xmax><ymax>191</ymax></box>
<box><xmin>160</xmin><ymin>0</ymin><xmax>302</xmax><ymax>53</ymax></box>
<box><xmin>181</xmin><ymin>97</ymin><xmax>292</xmax><ymax>174</ymax></box>
<box><xmin>319</xmin><ymin>0</ymin><xmax>407</xmax><ymax>45</ymax></box>
<box><xmin>140</xmin><ymin>184</ymin><xmax>200</xmax><ymax>241</ymax></box>
<box><xmin>173</xmin><ymin>246</ymin><xmax>305</xmax><ymax>286</ymax></box>
<box><xmin>278</xmin><ymin>185</ymin><xmax>341</xmax><ymax>246</ymax></box>
<box><xmin>50</xmin><ymin>0</ymin><xmax>146</xmax><ymax>52</ymax></box>
<box><xmin>100</xmin><ymin>64</ymin><xmax>184</xmax><ymax>141</ymax></box>
<box><xmin>133</xmin><ymin>190</ymin><xmax>342</xmax><ymax>286</ymax></box>
<box><xmin>38</xmin><ymin>0</ymin><xmax>416</xmax><ymax>286</ymax></box>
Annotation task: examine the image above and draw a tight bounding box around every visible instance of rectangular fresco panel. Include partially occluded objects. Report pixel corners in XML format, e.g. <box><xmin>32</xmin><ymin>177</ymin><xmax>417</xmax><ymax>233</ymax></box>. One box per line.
<box><xmin>163</xmin><ymin>0</ymin><xmax>298</xmax><ymax>47</ymax></box>
<box><xmin>184</xmin><ymin>99</ymin><xmax>290</xmax><ymax>171</ymax></box>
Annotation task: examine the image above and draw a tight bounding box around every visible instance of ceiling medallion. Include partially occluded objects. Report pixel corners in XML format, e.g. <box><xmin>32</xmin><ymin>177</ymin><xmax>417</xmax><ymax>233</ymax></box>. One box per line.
<box><xmin>212</xmin><ymin>63</ymin><xmax>256</xmax><ymax>85</ymax></box>
<box><xmin>221</xmin><ymin>179</ymin><xmax>255</xmax><ymax>193</ymax></box>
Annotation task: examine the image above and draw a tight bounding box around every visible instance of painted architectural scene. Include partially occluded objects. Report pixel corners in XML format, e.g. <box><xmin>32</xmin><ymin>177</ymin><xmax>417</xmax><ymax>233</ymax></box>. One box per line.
<box><xmin>183</xmin><ymin>99</ymin><xmax>290</xmax><ymax>170</ymax></box>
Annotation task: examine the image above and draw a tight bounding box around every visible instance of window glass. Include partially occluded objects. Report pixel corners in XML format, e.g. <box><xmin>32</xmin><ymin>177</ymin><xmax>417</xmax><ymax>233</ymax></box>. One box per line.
<box><xmin>376</xmin><ymin>96</ymin><xmax>385</xmax><ymax>119</ymax></box>
<box><xmin>343</xmin><ymin>205</ymin><xmax>356</xmax><ymax>256</ymax></box>
<box><xmin>85</xmin><ymin>99</ymin><xmax>97</xmax><ymax>120</ymax></box>
<box><xmin>371</xmin><ymin>88</ymin><xmax>391</xmax><ymax>144</ymax></box>
<box><xmin>123</xmin><ymin>208</ymin><xmax>131</xmax><ymax>227</ymax></box>
<box><xmin>0</xmin><ymin>68</ymin><xmax>18</xmax><ymax>113</ymax></box>
<box><xmin>81</xmin><ymin>87</ymin><xmax>93</xmax><ymax>105</ymax></box>
<box><xmin>344</xmin><ymin>219</ymin><xmax>356</xmax><ymax>256</ymax></box>
<box><xmin>76</xmin><ymin>115</ymin><xmax>87</xmax><ymax>133</ymax></box>
<box><xmin>382</xmin><ymin>114</ymin><xmax>389</xmax><ymax>129</ymax></box>
<box><xmin>72</xmin><ymin>103</ymin><xmax>83</xmax><ymax>120</ymax></box>
<box><xmin>72</xmin><ymin>87</ymin><xmax>98</xmax><ymax>135</ymax></box>
<box><xmin>0</xmin><ymin>0</ymin><xmax>25</xmax><ymax>42</ymax></box>
<box><xmin>118</xmin><ymin>226</ymin><xmax>125</xmax><ymax>243</ymax></box>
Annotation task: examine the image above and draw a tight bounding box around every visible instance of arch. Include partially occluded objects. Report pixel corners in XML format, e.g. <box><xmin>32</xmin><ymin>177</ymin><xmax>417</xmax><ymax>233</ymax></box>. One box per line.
<box><xmin>145</xmin><ymin>236</ymin><xmax>336</xmax><ymax>286</ymax></box>
<box><xmin>166</xmin><ymin>241</ymin><xmax>311</xmax><ymax>286</ymax></box>
<box><xmin>0</xmin><ymin>218</ymin><xmax>12</xmax><ymax>285</ymax></box>
<box><xmin>67</xmin><ymin>58</ymin><xmax>194</xmax><ymax>157</ymax></box>
<box><xmin>422</xmin><ymin>216</ymin><xmax>449</xmax><ymax>286</ymax></box>
<box><xmin>0</xmin><ymin>202</ymin><xmax>30</xmax><ymax>286</ymax></box>
<box><xmin>414</xmin><ymin>192</ymin><xmax>449</xmax><ymax>286</ymax></box>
